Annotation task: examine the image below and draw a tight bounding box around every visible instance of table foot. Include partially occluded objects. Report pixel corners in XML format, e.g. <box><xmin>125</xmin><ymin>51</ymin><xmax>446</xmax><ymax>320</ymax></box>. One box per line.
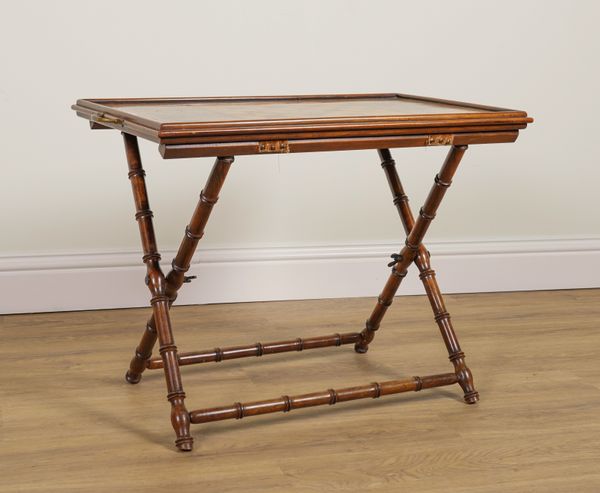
<box><xmin>354</xmin><ymin>319</ymin><xmax>379</xmax><ymax>354</ymax></box>
<box><xmin>463</xmin><ymin>390</ymin><xmax>480</xmax><ymax>405</ymax></box>
<box><xmin>170</xmin><ymin>394</ymin><xmax>193</xmax><ymax>451</ymax></box>
<box><xmin>452</xmin><ymin>354</ymin><xmax>479</xmax><ymax>404</ymax></box>
<box><xmin>354</xmin><ymin>342</ymin><xmax>369</xmax><ymax>354</ymax></box>
<box><xmin>176</xmin><ymin>437</ymin><xmax>194</xmax><ymax>452</ymax></box>
<box><xmin>125</xmin><ymin>370</ymin><xmax>142</xmax><ymax>384</ymax></box>
<box><xmin>125</xmin><ymin>322</ymin><xmax>158</xmax><ymax>384</ymax></box>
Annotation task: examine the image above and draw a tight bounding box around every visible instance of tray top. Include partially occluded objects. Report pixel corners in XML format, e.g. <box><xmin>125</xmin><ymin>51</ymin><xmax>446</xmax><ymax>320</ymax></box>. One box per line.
<box><xmin>72</xmin><ymin>93</ymin><xmax>532</xmax><ymax>157</ymax></box>
<box><xmin>92</xmin><ymin>97</ymin><xmax>491</xmax><ymax>124</ymax></box>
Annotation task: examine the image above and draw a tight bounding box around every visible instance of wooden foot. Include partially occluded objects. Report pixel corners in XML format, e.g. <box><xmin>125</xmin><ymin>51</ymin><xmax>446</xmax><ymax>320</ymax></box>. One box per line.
<box><xmin>450</xmin><ymin>351</ymin><xmax>479</xmax><ymax>404</ymax></box>
<box><xmin>125</xmin><ymin>323</ymin><xmax>157</xmax><ymax>384</ymax></box>
<box><xmin>125</xmin><ymin>370</ymin><xmax>142</xmax><ymax>384</ymax></box>
<box><xmin>176</xmin><ymin>437</ymin><xmax>194</xmax><ymax>452</ymax></box>
<box><xmin>354</xmin><ymin>341</ymin><xmax>369</xmax><ymax>354</ymax></box>
<box><xmin>354</xmin><ymin>320</ymin><xmax>378</xmax><ymax>353</ymax></box>
<box><xmin>170</xmin><ymin>391</ymin><xmax>193</xmax><ymax>451</ymax></box>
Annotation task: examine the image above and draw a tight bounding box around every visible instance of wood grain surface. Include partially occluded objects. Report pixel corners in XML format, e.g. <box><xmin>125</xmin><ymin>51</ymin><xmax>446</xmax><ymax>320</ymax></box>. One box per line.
<box><xmin>1</xmin><ymin>289</ymin><xmax>599</xmax><ymax>492</ymax></box>
<box><xmin>100</xmin><ymin>97</ymin><xmax>490</xmax><ymax>124</ymax></box>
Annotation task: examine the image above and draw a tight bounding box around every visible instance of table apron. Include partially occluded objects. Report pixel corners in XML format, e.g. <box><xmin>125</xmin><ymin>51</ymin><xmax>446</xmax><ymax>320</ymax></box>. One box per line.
<box><xmin>159</xmin><ymin>131</ymin><xmax>519</xmax><ymax>159</ymax></box>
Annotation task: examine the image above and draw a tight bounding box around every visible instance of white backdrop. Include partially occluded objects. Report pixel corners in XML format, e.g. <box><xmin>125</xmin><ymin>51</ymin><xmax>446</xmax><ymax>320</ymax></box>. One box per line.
<box><xmin>1</xmin><ymin>1</ymin><xmax>599</xmax><ymax>313</ymax></box>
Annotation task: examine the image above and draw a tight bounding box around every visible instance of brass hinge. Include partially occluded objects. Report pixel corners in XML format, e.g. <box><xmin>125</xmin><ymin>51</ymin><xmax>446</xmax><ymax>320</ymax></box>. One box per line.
<box><xmin>426</xmin><ymin>134</ymin><xmax>453</xmax><ymax>146</ymax></box>
<box><xmin>258</xmin><ymin>140</ymin><xmax>290</xmax><ymax>153</ymax></box>
<box><xmin>92</xmin><ymin>113</ymin><xmax>124</xmax><ymax>126</ymax></box>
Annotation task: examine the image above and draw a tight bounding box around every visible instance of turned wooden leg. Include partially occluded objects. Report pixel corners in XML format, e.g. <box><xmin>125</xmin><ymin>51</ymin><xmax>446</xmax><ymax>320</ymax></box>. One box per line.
<box><xmin>123</xmin><ymin>133</ymin><xmax>193</xmax><ymax>451</ymax></box>
<box><xmin>125</xmin><ymin>322</ymin><xmax>157</xmax><ymax>384</ymax></box>
<box><xmin>415</xmin><ymin>247</ymin><xmax>478</xmax><ymax>403</ymax></box>
<box><xmin>363</xmin><ymin>148</ymin><xmax>478</xmax><ymax>404</ymax></box>
<box><xmin>355</xmin><ymin>145</ymin><xmax>468</xmax><ymax>354</ymax></box>
<box><xmin>125</xmin><ymin>155</ymin><xmax>234</xmax><ymax>384</ymax></box>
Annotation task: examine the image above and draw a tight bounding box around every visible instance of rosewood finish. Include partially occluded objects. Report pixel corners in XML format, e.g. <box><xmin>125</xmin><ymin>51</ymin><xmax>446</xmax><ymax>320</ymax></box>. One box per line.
<box><xmin>72</xmin><ymin>93</ymin><xmax>532</xmax><ymax>451</ymax></box>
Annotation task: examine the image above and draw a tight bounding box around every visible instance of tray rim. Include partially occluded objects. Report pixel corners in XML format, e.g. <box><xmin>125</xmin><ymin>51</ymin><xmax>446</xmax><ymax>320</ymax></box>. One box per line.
<box><xmin>72</xmin><ymin>92</ymin><xmax>532</xmax><ymax>144</ymax></box>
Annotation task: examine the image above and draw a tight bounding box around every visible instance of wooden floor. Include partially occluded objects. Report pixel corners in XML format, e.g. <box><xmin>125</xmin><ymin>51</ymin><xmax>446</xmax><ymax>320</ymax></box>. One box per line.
<box><xmin>1</xmin><ymin>289</ymin><xmax>599</xmax><ymax>492</ymax></box>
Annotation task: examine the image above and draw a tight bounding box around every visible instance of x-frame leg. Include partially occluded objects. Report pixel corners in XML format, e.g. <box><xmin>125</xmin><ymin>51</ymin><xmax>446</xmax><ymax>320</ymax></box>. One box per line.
<box><xmin>123</xmin><ymin>133</ymin><xmax>233</xmax><ymax>450</ymax></box>
<box><xmin>124</xmin><ymin>139</ymin><xmax>233</xmax><ymax>388</ymax></box>
<box><xmin>355</xmin><ymin>147</ymin><xmax>478</xmax><ymax>403</ymax></box>
<box><xmin>121</xmin><ymin>136</ymin><xmax>478</xmax><ymax>451</ymax></box>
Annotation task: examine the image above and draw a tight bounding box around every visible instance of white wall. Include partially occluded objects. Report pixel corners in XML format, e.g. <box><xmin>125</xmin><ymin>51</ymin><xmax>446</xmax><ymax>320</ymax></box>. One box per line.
<box><xmin>1</xmin><ymin>1</ymin><xmax>599</xmax><ymax>313</ymax></box>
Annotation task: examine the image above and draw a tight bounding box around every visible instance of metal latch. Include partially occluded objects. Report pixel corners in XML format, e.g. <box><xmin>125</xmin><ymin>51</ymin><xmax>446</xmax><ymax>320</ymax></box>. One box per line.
<box><xmin>426</xmin><ymin>134</ymin><xmax>453</xmax><ymax>146</ymax></box>
<box><xmin>258</xmin><ymin>140</ymin><xmax>290</xmax><ymax>153</ymax></box>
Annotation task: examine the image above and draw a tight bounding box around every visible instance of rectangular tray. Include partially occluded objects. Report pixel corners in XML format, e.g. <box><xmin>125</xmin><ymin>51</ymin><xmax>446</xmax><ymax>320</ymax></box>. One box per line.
<box><xmin>72</xmin><ymin>93</ymin><xmax>532</xmax><ymax>157</ymax></box>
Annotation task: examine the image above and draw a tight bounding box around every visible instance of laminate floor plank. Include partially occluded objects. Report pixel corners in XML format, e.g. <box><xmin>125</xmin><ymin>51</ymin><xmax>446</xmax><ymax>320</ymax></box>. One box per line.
<box><xmin>1</xmin><ymin>289</ymin><xmax>598</xmax><ymax>492</ymax></box>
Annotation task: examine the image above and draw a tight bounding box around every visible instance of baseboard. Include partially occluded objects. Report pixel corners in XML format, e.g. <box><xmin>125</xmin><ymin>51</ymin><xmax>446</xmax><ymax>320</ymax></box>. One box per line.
<box><xmin>1</xmin><ymin>237</ymin><xmax>599</xmax><ymax>314</ymax></box>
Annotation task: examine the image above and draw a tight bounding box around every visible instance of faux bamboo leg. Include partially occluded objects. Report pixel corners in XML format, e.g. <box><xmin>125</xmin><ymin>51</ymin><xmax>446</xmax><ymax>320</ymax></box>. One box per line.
<box><xmin>164</xmin><ymin>155</ymin><xmax>234</xmax><ymax>300</ymax></box>
<box><xmin>125</xmin><ymin>155</ymin><xmax>234</xmax><ymax>384</ymax></box>
<box><xmin>123</xmin><ymin>133</ymin><xmax>193</xmax><ymax>451</ymax></box>
<box><xmin>355</xmin><ymin>145</ymin><xmax>468</xmax><ymax>354</ymax></box>
<box><xmin>377</xmin><ymin>148</ymin><xmax>478</xmax><ymax>404</ymax></box>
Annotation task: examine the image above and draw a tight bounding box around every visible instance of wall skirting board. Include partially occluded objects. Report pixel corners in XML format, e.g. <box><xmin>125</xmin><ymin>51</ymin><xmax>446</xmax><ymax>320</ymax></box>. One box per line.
<box><xmin>1</xmin><ymin>237</ymin><xmax>599</xmax><ymax>314</ymax></box>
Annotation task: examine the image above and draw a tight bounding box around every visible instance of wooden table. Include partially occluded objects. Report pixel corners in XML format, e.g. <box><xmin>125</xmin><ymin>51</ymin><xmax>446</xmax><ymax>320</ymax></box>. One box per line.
<box><xmin>72</xmin><ymin>93</ymin><xmax>532</xmax><ymax>452</ymax></box>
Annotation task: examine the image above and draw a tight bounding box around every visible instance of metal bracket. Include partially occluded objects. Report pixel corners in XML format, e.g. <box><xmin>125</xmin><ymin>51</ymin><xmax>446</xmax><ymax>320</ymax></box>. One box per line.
<box><xmin>92</xmin><ymin>113</ymin><xmax>124</xmax><ymax>126</ymax></box>
<box><xmin>258</xmin><ymin>140</ymin><xmax>290</xmax><ymax>153</ymax></box>
<box><xmin>426</xmin><ymin>134</ymin><xmax>453</xmax><ymax>146</ymax></box>
<box><xmin>387</xmin><ymin>253</ymin><xmax>403</xmax><ymax>267</ymax></box>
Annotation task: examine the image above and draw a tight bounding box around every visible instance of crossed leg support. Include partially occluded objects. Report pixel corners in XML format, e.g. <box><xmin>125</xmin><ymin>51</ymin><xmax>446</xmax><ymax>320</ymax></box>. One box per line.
<box><xmin>355</xmin><ymin>148</ymin><xmax>478</xmax><ymax>404</ymax></box>
<box><xmin>123</xmin><ymin>133</ymin><xmax>233</xmax><ymax>451</ymax></box>
<box><xmin>125</xmin><ymin>141</ymin><xmax>233</xmax><ymax>386</ymax></box>
<box><xmin>121</xmin><ymin>134</ymin><xmax>478</xmax><ymax>451</ymax></box>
